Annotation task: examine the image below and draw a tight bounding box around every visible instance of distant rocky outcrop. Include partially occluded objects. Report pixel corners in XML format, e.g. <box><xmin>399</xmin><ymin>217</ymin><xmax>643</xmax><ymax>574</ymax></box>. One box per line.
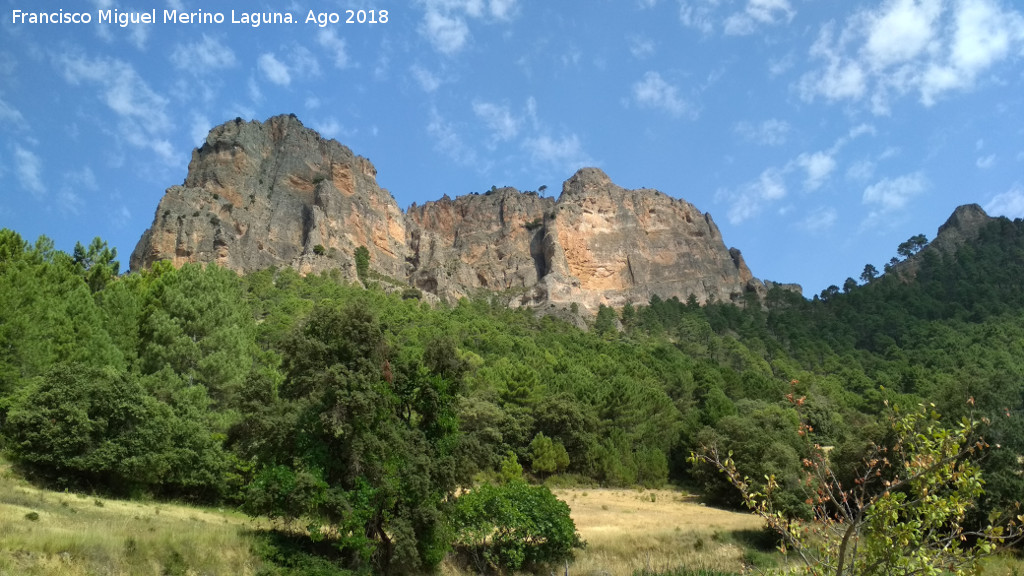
<box><xmin>132</xmin><ymin>115</ymin><xmax>797</xmax><ymax>310</ymax></box>
<box><xmin>894</xmin><ymin>204</ymin><xmax>996</xmax><ymax>280</ymax></box>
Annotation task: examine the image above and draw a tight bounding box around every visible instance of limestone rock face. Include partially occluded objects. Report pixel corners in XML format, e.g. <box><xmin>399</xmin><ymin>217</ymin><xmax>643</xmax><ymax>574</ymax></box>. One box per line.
<box><xmin>132</xmin><ymin>116</ymin><xmax>784</xmax><ymax>311</ymax></box>
<box><xmin>130</xmin><ymin>115</ymin><xmax>407</xmax><ymax>282</ymax></box>
<box><xmin>535</xmin><ymin>168</ymin><xmax>764</xmax><ymax>309</ymax></box>
<box><xmin>406</xmin><ymin>189</ymin><xmax>555</xmax><ymax>303</ymax></box>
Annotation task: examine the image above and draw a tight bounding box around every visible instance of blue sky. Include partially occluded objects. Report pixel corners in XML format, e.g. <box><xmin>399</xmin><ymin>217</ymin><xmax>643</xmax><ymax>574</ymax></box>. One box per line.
<box><xmin>2</xmin><ymin>0</ymin><xmax>1023</xmax><ymax>296</ymax></box>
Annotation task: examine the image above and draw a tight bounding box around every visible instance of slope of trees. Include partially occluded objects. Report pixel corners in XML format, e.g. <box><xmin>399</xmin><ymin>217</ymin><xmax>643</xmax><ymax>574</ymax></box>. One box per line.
<box><xmin>1</xmin><ymin>216</ymin><xmax>1024</xmax><ymax>571</ymax></box>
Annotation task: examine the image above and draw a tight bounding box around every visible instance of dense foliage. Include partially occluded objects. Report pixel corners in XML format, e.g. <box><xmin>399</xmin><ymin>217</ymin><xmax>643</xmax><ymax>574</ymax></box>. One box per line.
<box><xmin>2</xmin><ymin>216</ymin><xmax>1024</xmax><ymax>572</ymax></box>
<box><xmin>450</xmin><ymin>480</ymin><xmax>582</xmax><ymax>573</ymax></box>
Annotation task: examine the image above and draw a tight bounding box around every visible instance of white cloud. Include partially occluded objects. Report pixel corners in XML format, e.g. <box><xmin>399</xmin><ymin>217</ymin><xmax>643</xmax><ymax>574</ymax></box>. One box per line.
<box><xmin>416</xmin><ymin>0</ymin><xmax>518</xmax><ymax>53</ymax></box>
<box><xmin>802</xmin><ymin>0</ymin><xmax>1024</xmax><ymax>113</ymax></box>
<box><xmin>523</xmin><ymin>133</ymin><xmax>593</xmax><ymax>173</ymax></box>
<box><xmin>863</xmin><ymin>0</ymin><xmax>942</xmax><ymax>69</ymax></box>
<box><xmin>288</xmin><ymin>46</ymin><xmax>321</xmax><ymax>79</ymax></box>
<box><xmin>628</xmin><ymin>35</ymin><xmax>656</xmax><ymax>58</ymax></box>
<box><xmin>14</xmin><ymin>145</ymin><xmax>45</xmax><ymax>198</ymax></box>
<box><xmin>258</xmin><ymin>53</ymin><xmax>291</xmax><ymax>86</ymax></box>
<box><xmin>802</xmin><ymin>207</ymin><xmax>838</xmax><ymax>232</ymax></box>
<box><xmin>735</xmin><ymin>118</ymin><xmax>790</xmax><ymax>146</ymax></box>
<box><xmin>720</xmin><ymin>167</ymin><xmax>787</xmax><ymax>224</ymax></box>
<box><xmin>725</xmin><ymin>0</ymin><xmax>795</xmax><ymax>35</ymax></box>
<box><xmin>56</xmin><ymin>167</ymin><xmax>95</xmax><ymax>216</ymax></box>
<box><xmin>111</xmin><ymin>204</ymin><xmax>131</xmax><ymax>229</ymax></box>
<box><xmin>847</xmin><ymin>159</ymin><xmax>876</xmax><ymax>181</ymax></box>
<box><xmin>797</xmin><ymin>151</ymin><xmax>837</xmax><ymax>190</ymax></box>
<box><xmin>632</xmin><ymin>71</ymin><xmax>691</xmax><ymax>118</ymax></box>
<box><xmin>426</xmin><ymin>108</ymin><xmax>480</xmax><ymax>166</ymax></box>
<box><xmin>57</xmin><ymin>54</ymin><xmax>176</xmax><ymax>163</ymax></box>
<box><xmin>0</xmin><ymin>97</ymin><xmax>26</xmax><ymax>129</ymax></box>
<box><xmin>473</xmin><ymin>101</ymin><xmax>519</xmax><ymax>142</ymax></box>
<box><xmin>985</xmin><ymin>183</ymin><xmax>1024</xmax><ymax>218</ymax></box>
<box><xmin>488</xmin><ymin>0</ymin><xmax>517</xmax><ymax>19</ymax></box>
<box><xmin>171</xmin><ymin>35</ymin><xmax>237</xmax><ymax>72</ymax></box>
<box><xmin>411</xmin><ymin>65</ymin><xmax>442</xmax><ymax>92</ymax></box>
<box><xmin>863</xmin><ymin>172</ymin><xmax>927</xmax><ymax>211</ymax></box>
<box><xmin>317</xmin><ymin>29</ymin><xmax>349</xmax><ymax>69</ymax></box>
<box><xmin>421</xmin><ymin>10</ymin><xmax>471</xmax><ymax>54</ymax></box>
<box><xmin>976</xmin><ymin>154</ymin><xmax>996</xmax><ymax>169</ymax></box>
<box><xmin>678</xmin><ymin>2</ymin><xmax>717</xmax><ymax>34</ymax></box>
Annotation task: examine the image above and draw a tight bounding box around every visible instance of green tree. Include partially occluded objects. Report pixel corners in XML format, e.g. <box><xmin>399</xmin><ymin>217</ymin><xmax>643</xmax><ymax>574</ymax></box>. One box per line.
<box><xmin>72</xmin><ymin>236</ymin><xmax>120</xmax><ymax>293</ymax></box>
<box><xmin>896</xmin><ymin>233</ymin><xmax>929</xmax><ymax>258</ymax></box>
<box><xmin>240</xmin><ymin>303</ymin><xmax>460</xmax><ymax>573</ymax></box>
<box><xmin>138</xmin><ymin>263</ymin><xmax>254</xmax><ymax>407</ymax></box>
<box><xmin>450</xmin><ymin>480</ymin><xmax>582</xmax><ymax>574</ymax></box>
<box><xmin>3</xmin><ymin>363</ymin><xmax>225</xmax><ymax>497</ymax></box>
<box><xmin>691</xmin><ymin>402</ymin><xmax>1023</xmax><ymax>576</ymax></box>
<box><xmin>859</xmin><ymin>264</ymin><xmax>878</xmax><ymax>284</ymax></box>
<box><xmin>354</xmin><ymin>245</ymin><xmax>370</xmax><ymax>284</ymax></box>
<box><xmin>528</xmin><ymin>432</ymin><xmax>569</xmax><ymax>477</ymax></box>
<box><xmin>594</xmin><ymin>304</ymin><xmax>617</xmax><ymax>336</ymax></box>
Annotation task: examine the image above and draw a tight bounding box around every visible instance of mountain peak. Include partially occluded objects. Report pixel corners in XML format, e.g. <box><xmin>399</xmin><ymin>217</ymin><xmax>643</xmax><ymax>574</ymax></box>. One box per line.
<box><xmin>930</xmin><ymin>203</ymin><xmax>994</xmax><ymax>256</ymax></box>
<box><xmin>133</xmin><ymin>115</ymin><xmax>791</xmax><ymax>309</ymax></box>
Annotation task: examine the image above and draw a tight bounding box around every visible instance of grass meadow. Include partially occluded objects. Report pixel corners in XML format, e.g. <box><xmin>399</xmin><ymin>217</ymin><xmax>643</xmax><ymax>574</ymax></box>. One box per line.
<box><xmin>2</xmin><ymin>462</ymin><xmax>1022</xmax><ymax>576</ymax></box>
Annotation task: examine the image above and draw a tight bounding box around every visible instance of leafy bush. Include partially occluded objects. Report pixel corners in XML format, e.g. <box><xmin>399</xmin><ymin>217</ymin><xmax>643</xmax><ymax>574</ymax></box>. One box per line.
<box><xmin>450</xmin><ymin>480</ymin><xmax>582</xmax><ymax>574</ymax></box>
<box><xmin>3</xmin><ymin>363</ymin><xmax>226</xmax><ymax>497</ymax></box>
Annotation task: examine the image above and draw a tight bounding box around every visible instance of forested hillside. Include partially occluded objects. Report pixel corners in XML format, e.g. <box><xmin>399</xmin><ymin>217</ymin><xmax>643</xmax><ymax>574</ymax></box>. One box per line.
<box><xmin>2</xmin><ymin>214</ymin><xmax>1024</xmax><ymax>572</ymax></box>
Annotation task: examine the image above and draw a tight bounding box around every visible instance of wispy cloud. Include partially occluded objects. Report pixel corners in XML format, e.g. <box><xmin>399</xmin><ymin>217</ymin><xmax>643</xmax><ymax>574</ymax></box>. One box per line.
<box><xmin>522</xmin><ymin>133</ymin><xmax>594</xmax><ymax>174</ymax></box>
<box><xmin>735</xmin><ymin>118</ymin><xmax>790</xmax><ymax>146</ymax></box>
<box><xmin>258</xmin><ymin>53</ymin><xmax>291</xmax><ymax>86</ymax></box>
<box><xmin>801</xmin><ymin>207</ymin><xmax>839</xmax><ymax>232</ymax></box>
<box><xmin>976</xmin><ymin>154</ymin><xmax>996</xmax><ymax>169</ymax></box>
<box><xmin>796</xmin><ymin>151</ymin><xmax>837</xmax><ymax>191</ymax></box>
<box><xmin>171</xmin><ymin>35</ymin><xmax>236</xmax><ymax>72</ymax></box>
<box><xmin>411</xmin><ymin>65</ymin><xmax>442</xmax><ymax>92</ymax></box>
<box><xmin>0</xmin><ymin>96</ymin><xmax>26</xmax><ymax>130</ymax></box>
<box><xmin>426</xmin><ymin>107</ymin><xmax>481</xmax><ymax>167</ymax></box>
<box><xmin>725</xmin><ymin>0</ymin><xmax>795</xmax><ymax>35</ymax></box>
<box><xmin>14</xmin><ymin>145</ymin><xmax>45</xmax><ymax>198</ymax></box>
<box><xmin>985</xmin><ymin>183</ymin><xmax>1024</xmax><ymax>218</ymax></box>
<box><xmin>317</xmin><ymin>29</ymin><xmax>349</xmax><ymax>69</ymax></box>
<box><xmin>718</xmin><ymin>167</ymin><xmax>788</xmax><ymax>224</ymax></box>
<box><xmin>863</xmin><ymin>171</ymin><xmax>927</xmax><ymax>215</ymax></box>
<box><xmin>56</xmin><ymin>53</ymin><xmax>176</xmax><ymax>164</ymax></box>
<box><xmin>628</xmin><ymin>34</ymin><xmax>656</xmax><ymax>58</ymax></box>
<box><xmin>417</xmin><ymin>0</ymin><xmax>519</xmax><ymax>55</ymax></box>
<box><xmin>56</xmin><ymin>167</ymin><xmax>98</xmax><ymax>216</ymax></box>
<box><xmin>631</xmin><ymin>71</ymin><xmax>692</xmax><ymax>118</ymax></box>
<box><xmin>681</xmin><ymin>0</ymin><xmax>795</xmax><ymax>35</ymax></box>
<box><xmin>473</xmin><ymin>101</ymin><xmax>520</xmax><ymax>143</ymax></box>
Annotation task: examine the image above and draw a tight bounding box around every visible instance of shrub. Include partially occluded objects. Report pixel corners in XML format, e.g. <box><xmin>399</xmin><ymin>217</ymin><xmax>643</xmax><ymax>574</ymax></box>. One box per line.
<box><xmin>312</xmin><ymin>244</ymin><xmax>326</xmax><ymax>256</ymax></box>
<box><xmin>450</xmin><ymin>480</ymin><xmax>582</xmax><ymax>574</ymax></box>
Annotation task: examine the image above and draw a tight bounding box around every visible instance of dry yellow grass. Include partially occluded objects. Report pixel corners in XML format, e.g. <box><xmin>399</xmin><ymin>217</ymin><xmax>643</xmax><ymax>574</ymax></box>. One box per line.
<box><xmin>557</xmin><ymin>487</ymin><xmax>766</xmax><ymax>576</ymax></box>
<box><xmin>442</xmin><ymin>486</ymin><xmax>769</xmax><ymax>576</ymax></box>
<box><xmin>0</xmin><ymin>465</ymin><xmax>262</xmax><ymax>576</ymax></box>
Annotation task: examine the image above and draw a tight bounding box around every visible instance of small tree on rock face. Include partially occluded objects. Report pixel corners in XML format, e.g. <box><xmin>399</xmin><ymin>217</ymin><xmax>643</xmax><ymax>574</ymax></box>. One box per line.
<box><xmin>354</xmin><ymin>245</ymin><xmax>370</xmax><ymax>284</ymax></box>
<box><xmin>690</xmin><ymin>398</ymin><xmax>1023</xmax><ymax>576</ymax></box>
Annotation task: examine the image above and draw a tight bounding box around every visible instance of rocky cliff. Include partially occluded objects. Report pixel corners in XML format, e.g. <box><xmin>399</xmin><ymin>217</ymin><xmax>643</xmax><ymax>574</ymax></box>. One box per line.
<box><xmin>893</xmin><ymin>203</ymin><xmax>995</xmax><ymax>280</ymax></box>
<box><xmin>132</xmin><ymin>115</ymin><xmax>793</xmax><ymax>310</ymax></box>
<box><xmin>129</xmin><ymin>115</ymin><xmax>407</xmax><ymax>283</ymax></box>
